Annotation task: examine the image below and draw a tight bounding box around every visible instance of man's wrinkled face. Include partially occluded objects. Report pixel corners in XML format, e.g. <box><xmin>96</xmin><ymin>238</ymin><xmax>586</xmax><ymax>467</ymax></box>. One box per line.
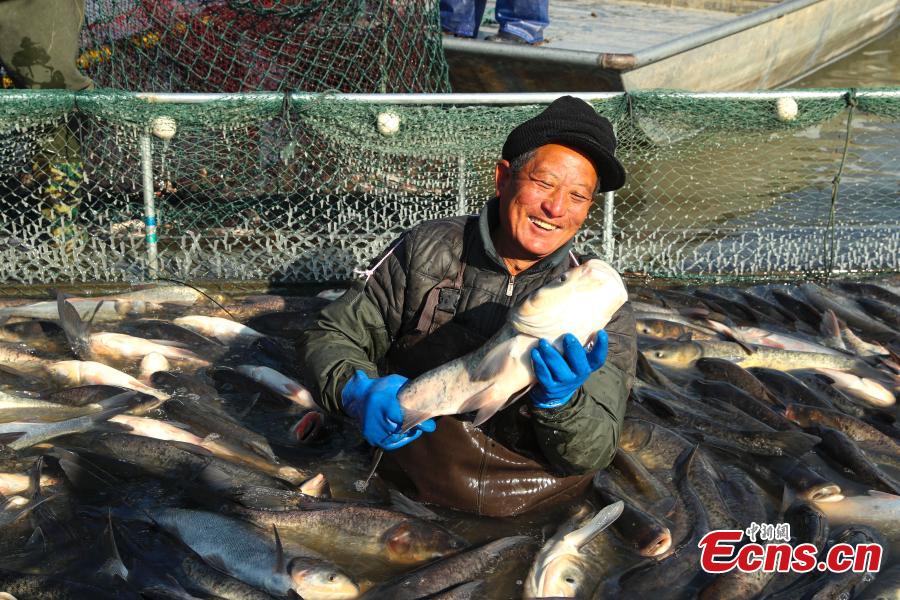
<box><xmin>494</xmin><ymin>144</ymin><xmax>597</xmax><ymax>263</ymax></box>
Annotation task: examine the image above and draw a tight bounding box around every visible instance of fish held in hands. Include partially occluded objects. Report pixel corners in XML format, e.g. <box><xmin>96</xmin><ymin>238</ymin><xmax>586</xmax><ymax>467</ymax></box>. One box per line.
<box><xmin>398</xmin><ymin>259</ymin><xmax>627</xmax><ymax>430</ymax></box>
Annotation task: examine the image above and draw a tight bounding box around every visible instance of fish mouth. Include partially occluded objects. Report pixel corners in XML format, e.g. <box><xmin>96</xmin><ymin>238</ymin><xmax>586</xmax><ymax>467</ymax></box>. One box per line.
<box><xmin>298</xmin><ymin>473</ymin><xmax>331</xmax><ymax>498</ymax></box>
<box><xmin>639</xmin><ymin>529</ymin><xmax>673</xmax><ymax>557</ymax></box>
<box><xmin>528</xmin><ymin>216</ymin><xmax>560</xmax><ymax>232</ymax></box>
<box><xmin>804</xmin><ymin>484</ymin><xmax>843</xmax><ymax>503</ymax></box>
<box><xmin>290</xmin><ymin>411</ymin><xmax>324</xmax><ymax>444</ymax></box>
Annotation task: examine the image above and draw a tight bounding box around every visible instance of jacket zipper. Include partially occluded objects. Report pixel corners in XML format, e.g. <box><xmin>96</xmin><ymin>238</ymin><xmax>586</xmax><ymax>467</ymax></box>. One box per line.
<box><xmin>506</xmin><ymin>274</ymin><xmax>515</xmax><ymax>297</ymax></box>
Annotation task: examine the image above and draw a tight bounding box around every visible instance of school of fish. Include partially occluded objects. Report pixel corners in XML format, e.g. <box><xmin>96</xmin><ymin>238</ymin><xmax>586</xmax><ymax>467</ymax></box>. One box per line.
<box><xmin>0</xmin><ymin>273</ymin><xmax>896</xmax><ymax>599</ymax></box>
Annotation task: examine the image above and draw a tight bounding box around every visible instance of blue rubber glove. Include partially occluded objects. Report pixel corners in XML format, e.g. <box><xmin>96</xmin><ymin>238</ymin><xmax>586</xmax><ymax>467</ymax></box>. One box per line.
<box><xmin>341</xmin><ymin>370</ymin><xmax>436</xmax><ymax>450</ymax></box>
<box><xmin>530</xmin><ymin>330</ymin><xmax>609</xmax><ymax>410</ymax></box>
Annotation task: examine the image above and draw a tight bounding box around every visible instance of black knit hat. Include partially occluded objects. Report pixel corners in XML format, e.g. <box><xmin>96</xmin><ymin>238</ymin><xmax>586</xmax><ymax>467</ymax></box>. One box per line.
<box><xmin>502</xmin><ymin>95</ymin><xmax>626</xmax><ymax>192</ymax></box>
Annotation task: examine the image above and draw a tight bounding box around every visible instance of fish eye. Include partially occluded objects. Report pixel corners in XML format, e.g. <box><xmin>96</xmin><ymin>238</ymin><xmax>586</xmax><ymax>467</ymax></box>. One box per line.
<box><xmin>655</xmin><ymin>351</ymin><xmax>664</xmax><ymax>358</ymax></box>
<box><xmin>328</xmin><ymin>574</ymin><xmax>336</xmax><ymax>582</ymax></box>
<box><xmin>559</xmin><ymin>274</ymin><xmax>567</xmax><ymax>282</ymax></box>
<box><xmin>565</xmin><ymin>576</ymin><xmax>577</xmax><ymax>584</ymax></box>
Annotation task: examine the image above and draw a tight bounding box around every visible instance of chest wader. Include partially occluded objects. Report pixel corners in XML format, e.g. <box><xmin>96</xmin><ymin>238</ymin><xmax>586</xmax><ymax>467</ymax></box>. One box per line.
<box><xmin>381</xmin><ymin>224</ymin><xmax>592</xmax><ymax>517</ymax></box>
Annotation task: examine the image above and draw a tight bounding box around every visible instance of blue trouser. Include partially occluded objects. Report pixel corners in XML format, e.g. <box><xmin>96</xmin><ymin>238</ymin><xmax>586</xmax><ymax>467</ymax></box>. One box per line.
<box><xmin>440</xmin><ymin>0</ymin><xmax>549</xmax><ymax>43</ymax></box>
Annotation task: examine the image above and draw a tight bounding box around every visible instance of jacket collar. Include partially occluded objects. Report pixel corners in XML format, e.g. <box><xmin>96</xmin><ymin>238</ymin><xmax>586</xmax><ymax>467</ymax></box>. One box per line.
<box><xmin>477</xmin><ymin>197</ymin><xmax>575</xmax><ymax>276</ymax></box>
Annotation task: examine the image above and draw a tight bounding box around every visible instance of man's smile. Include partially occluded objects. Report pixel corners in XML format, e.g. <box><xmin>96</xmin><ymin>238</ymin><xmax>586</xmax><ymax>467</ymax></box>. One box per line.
<box><xmin>529</xmin><ymin>216</ymin><xmax>560</xmax><ymax>231</ymax></box>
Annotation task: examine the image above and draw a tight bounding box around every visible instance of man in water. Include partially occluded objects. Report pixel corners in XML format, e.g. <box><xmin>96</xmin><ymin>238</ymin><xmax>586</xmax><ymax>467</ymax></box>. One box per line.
<box><xmin>298</xmin><ymin>96</ymin><xmax>636</xmax><ymax>516</ymax></box>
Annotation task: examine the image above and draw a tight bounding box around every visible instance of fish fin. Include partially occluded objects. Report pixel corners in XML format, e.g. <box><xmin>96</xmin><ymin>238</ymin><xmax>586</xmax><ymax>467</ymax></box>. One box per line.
<box><xmin>25</xmin><ymin>455</ymin><xmax>43</xmax><ymax>499</ymax></box>
<box><xmin>273</xmin><ymin>524</ymin><xmax>285</xmax><ymax>573</ymax></box>
<box><xmin>168</xmin><ymin>440</ymin><xmax>215</xmax><ymax>456</ymax></box>
<box><xmin>389</xmin><ymin>489</ymin><xmax>441</xmax><ymax>520</ymax></box>
<box><xmin>563</xmin><ymin>501</ymin><xmax>624</xmax><ymax>550</ymax></box>
<box><xmin>471</xmin><ymin>385</ymin><xmax>501</xmax><ymax>426</ymax></box>
<box><xmin>679</xmin><ymin>307</ymin><xmax>710</xmax><ymax>319</ymax></box>
<box><xmin>96</xmin><ymin>390</ymin><xmax>141</xmax><ymax>412</ymax></box>
<box><xmin>100</xmin><ymin>511</ymin><xmax>129</xmax><ymax>581</ymax></box>
<box><xmin>195</xmin><ymin>464</ymin><xmax>237</xmax><ymax>493</ymax></box>
<box><xmin>48</xmin><ymin>448</ymin><xmax>121</xmax><ymax>492</ymax></box>
<box><xmin>56</xmin><ymin>293</ymin><xmax>91</xmax><ymax>357</ymax></box>
<box><xmin>471</xmin><ymin>339</ymin><xmax>519</xmax><ymax>382</ymax></box>
<box><xmin>25</xmin><ymin>526</ymin><xmax>46</xmax><ymax>554</ymax></box>
<box><xmin>0</xmin><ymin>432</ymin><xmax>25</xmax><ymax>446</ymax></box>
<box><xmin>779</xmin><ymin>485</ymin><xmax>797</xmax><ymax>518</ymax></box>
<box><xmin>203</xmin><ymin>553</ymin><xmax>229</xmax><ymax>574</ymax></box>
<box><xmin>237</xmin><ymin>393</ymin><xmax>261</xmax><ymax>419</ymax></box>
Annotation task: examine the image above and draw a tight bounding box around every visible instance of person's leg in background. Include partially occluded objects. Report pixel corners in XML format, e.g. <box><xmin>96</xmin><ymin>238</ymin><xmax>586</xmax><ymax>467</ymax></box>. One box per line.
<box><xmin>0</xmin><ymin>0</ymin><xmax>93</xmax><ymax>249</ymax></box>
<box><xmin>489</xmin><ymin>0</ymin><xmax>549</xmax><ymax>44</ymax></box>
<box><xmin>440</xmin><ymin>0</ymin><xmax>488</xmax><ymax>38</ymax></box>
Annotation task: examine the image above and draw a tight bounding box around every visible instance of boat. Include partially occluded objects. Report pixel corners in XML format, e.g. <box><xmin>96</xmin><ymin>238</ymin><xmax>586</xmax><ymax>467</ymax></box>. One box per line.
<box><xmin>442</xmin><ymin>0</ymin><xmax>900</xmax><ymax>92</ymax></box>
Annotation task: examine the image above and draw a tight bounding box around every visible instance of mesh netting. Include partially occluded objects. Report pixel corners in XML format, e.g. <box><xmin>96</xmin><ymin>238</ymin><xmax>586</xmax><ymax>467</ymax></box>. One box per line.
<box><xmin>1</xmin><ymin>0</ymin><xmax>450</xmax><ymax>94</ymax></box>
<box><xmin>0</xmin><ymin>90</ymin><xmax>897</xmax><ymax>289</ymax></box>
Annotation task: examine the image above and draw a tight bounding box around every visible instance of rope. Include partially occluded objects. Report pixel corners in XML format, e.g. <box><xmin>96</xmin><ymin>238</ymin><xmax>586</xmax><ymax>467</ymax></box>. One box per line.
<box><xmin>822</xmin><ymin>89</ymin><xmax>857</xmax><ymax>284</ymax></box>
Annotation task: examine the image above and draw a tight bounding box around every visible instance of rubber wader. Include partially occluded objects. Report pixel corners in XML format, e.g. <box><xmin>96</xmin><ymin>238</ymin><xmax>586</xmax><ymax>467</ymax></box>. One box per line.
<box><xmin>381</xmin><ymin>222</ymin><xmax>593</xmax><ymax>517</ymax></box>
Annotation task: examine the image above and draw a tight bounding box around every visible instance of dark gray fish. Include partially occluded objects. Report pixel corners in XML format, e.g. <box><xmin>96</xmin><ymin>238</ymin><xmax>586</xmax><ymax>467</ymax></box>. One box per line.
<box><xmin>801</xmin><ymin>283</ymin><xmax>897</xmax><ymax>342</ymax></box>
<box><xmin>760</xmin><ymin>502</ymin><xmax>830</xmax><ymax>598</ymax></box>
<box><xmin>636</xmin><ymin>387</ymin><xmax>820</xmax><ymax>458</ymax></box>
<box><xmin>855</xmin><ymin>297</ymin><xmax>900</xmax><ymax>329</ymax></box>
<box><xmin>856</xmin><ymin>562</ymin><xmax>900</xmax><ymax>600</ymax></box>
<box><xmin>793</xmin><ymin>371</ymin><xmax>893</xmax><ymax>423</ymax></box>
<box><xmin>716</xmin><ymin>463</ymin><xmax>771</xmax><ymax>527</ymax></box>
<box><xmin>126</xmin><ymin>318</ymin><xmax>226</xmax><ymax>350</ymax></box>
<box><xmin>694</xmin><ymin>357</ymin><xmax>782</xmax><ymax>407</ymax></box>
<box><xmin>807</xmin><ymin>526</ymin><xmax>884</xmax><ymax>600</ymax></box>
<box><xmin>805</xmin><ymin>424</ymin><xmax>900</xmax><ymax>495</ymax></box>
<box><xmin>0</xmin><ymin>569</ymin><xmax>141</xmax><ymax>599</ymax></box>
<box><xmin>749</xmin><ymin>368</ymin><xmax>835</xmax><ymax>411</ymax></box>
<box><xmin>835</xmin><ymin>282</ymin><xmax>900</xmax><ymax>306</ymax></box>
<box><xmin>48</xmin><ymin>384</ymin><xmax>142</xmax><ymax>407</ymax></box>
<box><xmin>226</xmin><ymin>503</ymin><xmax>467</xmax><ymax>565</ymax></box>
<box><xmin>113</xmin><ymin>519</ymin><xmax>278</xmax><ymax>600</ymax></box>
<box><xmin>361</xmin><ymin>536</ymin><xmax>536</xmax><ymax>600</ymax></box>
<box><xmin>785</xmin><ymin>404</ymin><xmax>900</xmax><ymax>460</ymax></box>
<box><xmin>425</xmin><ymin>580</ymin><xmax>487</xmax><ymax>599</ymax></box>
<box><xmin>690</xmin><ymin>379</ymin><xmax>795</xmax><ymax>431</ymax></box>
<box><xmin>110</xmin><ymin>507</ymin><xmax>358</xmax><ymax>599</ymax></box>
<box><xmin>153</xmin><ymin>371</ymin><xmax>276</xmax><ymax>462</ymax></box>
<box><xmin>693</xmin><ymin>289</ymin><xmax>767</xmax><ymax>324</ymax></box>
<box><xmin>770</xmin><ymin>288</ymin><xmax>825</xmax><ymax>330</ymax></box>
<box><xmin>58</xmin><ymin>431</ymin><xmax>290</xmax><ymax>492</ymax></box>
<box><xmin>738</xmin><ymin>290</ymin><xmax>800</xmax><ymax>325</ymax></box>
<box><xmin>609</xmin><ymin>449</ymin><xmax>673</xmax><ymax>512</ymax></box>
<box><xmin>592</xmin><ymin>473</ymin><xmax>672</xmax><ymax>557</ymax></box>
<box><xmin>610</xmin><ymin>446</ymin><xmax>710</xmax><ymax>599</ymax></box>
<box><xmin>703</xmin><ymin>442</ymin><xmax>842</xmax><ymax>503</ymax></box>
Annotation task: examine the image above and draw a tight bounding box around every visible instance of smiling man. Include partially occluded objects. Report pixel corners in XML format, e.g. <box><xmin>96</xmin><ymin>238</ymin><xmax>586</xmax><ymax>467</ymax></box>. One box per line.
<box><xmin>298</xmin><ymin>96</ymin><xmax>637</xmax><ymax>516</ymax></box>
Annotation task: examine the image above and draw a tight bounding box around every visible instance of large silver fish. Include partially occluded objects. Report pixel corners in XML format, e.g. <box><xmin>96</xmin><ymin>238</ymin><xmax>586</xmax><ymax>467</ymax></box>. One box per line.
<box><xmin>398</xmin><ymin>259</ymin><xmax>627</xmax><ymax>430</ymax></box>
<box><xmin>57</xmin><ymin>295</ymin><xmax>210</xmax><ymax>369</ymax></box>
<box><xmin>524</xmin><ymin>501</ymin><xmax>624</xmax><ymax>598</ymax></box>
<box><xmin>0</xmin><ymin>285</ymin><xmax>208</xmax><ymax>323</ymax></box>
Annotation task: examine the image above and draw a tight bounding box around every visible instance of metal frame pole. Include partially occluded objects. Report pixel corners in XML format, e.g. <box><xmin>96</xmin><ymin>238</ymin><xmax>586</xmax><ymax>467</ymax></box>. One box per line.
<box><xmin>603</xmin><ymin>191</ymin><xmax>615</xmax><ymax>262</ymax></box>
<box><xmin>457</xmin><ymin>156</ymin><xmax>467</xmax><ymax>216</ymax></box>
<box><xmin>140</xmin><ymin>134</ymin><xmax>159</xmax><ymax>279</ymax></box>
